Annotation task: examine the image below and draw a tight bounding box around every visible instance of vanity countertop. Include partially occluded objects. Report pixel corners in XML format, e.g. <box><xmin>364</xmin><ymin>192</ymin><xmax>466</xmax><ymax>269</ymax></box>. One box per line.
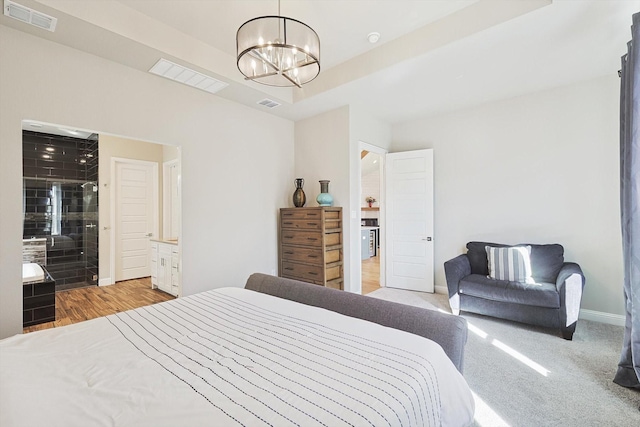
<box><xmin>151</xmin><ymin>239</ymin><xmax>178</xmax><ymax>245</ymax></box>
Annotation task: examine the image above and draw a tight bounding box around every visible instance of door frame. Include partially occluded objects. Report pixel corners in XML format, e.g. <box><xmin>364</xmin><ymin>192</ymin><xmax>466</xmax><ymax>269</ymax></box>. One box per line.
<box><xmin>357</xmin><ymin>141</ymin><xmax>388</xmax><ymax>289</ymax></box>
<box><xmin>162</xmin><ymin>159</ymin><xmax>180</xmax><ymax>240</ymax></box>
<box><xmin>108</xmin><ymin>157</ymin><xmax>159</xmax><ymax>285</ymax></box>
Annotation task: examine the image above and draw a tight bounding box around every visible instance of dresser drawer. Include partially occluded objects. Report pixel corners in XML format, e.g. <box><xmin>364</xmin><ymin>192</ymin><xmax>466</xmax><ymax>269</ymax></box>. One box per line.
<box><xmin>325</xmin><ymin>220</ymin><xmax>341</xmax><ymax>230</ymax></box>
<box><xmin>281</xmin><ymin>246</ymin><xmax>324</xmax><ymax>264</ymax></box>
<box><xmin>325</xmin><ymin>265</ymin><xmax>342</xmax><ymax>282</ymax></box>
<box><xmin>280</xmin><ymin>219</ymin><xmax>322</xmax><ymax>230</ymax></box>
<box><xmin>281</xmin><ymin>209</ymin><xmax>322</xmax><ymax>220</ymax></box>
<box><xmin>281</xmin><ymin>230</ymin><xmax>322</xmax><ymax>246</ymax></box>
<box><xmin>281</xmin><ymin>261</ymin><xmax>324</xmax><ymax>281</ymax></box>
<box><xmin>325</xmin><ymin>232</ymin><xmax>341</xmax><ymax>246</ymax></box>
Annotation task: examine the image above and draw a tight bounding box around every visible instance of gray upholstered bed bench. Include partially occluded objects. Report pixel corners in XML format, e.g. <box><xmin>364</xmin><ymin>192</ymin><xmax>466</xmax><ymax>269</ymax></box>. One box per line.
<box><xmin>245</xmin><ymin>273</ymin><xmax>469</xmax><ymax>373</ymax></box>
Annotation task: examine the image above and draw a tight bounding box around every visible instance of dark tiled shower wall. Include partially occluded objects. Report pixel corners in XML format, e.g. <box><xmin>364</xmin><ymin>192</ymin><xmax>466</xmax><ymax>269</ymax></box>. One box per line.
<box><xmin>22</xmin><ymin>131</ymin><xmax>99</xmax><ymax>288</ymax></box>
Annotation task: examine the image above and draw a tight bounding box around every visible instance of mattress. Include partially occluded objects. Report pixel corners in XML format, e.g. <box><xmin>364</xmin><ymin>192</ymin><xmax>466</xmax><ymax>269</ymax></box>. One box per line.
<box><xmin>0</xmin><ymin>287</ymin><xmax>474</xmax><ymax>426</ymax></box>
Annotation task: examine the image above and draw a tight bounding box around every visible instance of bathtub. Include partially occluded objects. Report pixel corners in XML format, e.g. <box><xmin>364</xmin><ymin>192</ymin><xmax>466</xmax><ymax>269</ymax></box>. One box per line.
<box><xmin>22</xmin><ymin>263</ymin><xmax>45</xmax><ymax>283</ymax></box>
<box><xmin>23</xmin><ymin>263</ymin><xmax>56</xmax><ymax>327</ymax></box>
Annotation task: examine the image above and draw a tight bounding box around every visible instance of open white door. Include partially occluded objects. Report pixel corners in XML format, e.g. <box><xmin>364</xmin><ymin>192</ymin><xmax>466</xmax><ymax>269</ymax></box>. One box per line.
<box><xmin>385</xmin><ymin>149</ymin><xmax>434</xmax><ymax>292</ymax></box>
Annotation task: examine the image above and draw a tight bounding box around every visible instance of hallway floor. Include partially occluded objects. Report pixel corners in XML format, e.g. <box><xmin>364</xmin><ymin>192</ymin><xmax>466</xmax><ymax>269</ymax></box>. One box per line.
<box><xmin>362</xmin><ymin>252</ymin><xmax>381</xmax><ymax>295</ymax></box>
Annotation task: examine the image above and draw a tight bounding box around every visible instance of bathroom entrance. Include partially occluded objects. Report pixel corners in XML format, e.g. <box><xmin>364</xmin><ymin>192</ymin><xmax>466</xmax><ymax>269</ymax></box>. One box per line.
<box><xmin>22</xmin><ymin>126</ymin><xmax>99</xmax><ymax>291</ymax></box>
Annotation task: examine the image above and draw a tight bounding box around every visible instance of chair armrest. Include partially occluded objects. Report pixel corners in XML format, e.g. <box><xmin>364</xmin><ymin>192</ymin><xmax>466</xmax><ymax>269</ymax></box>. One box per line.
<box><xmin>555</xmin><ymin>262</ymin><xmax>586</xmax><ymax>335</ymax></box>
<box><xmin>444</xmin><ymin>254</ymin><xmax>471</xmax><ymax>299</ymax></box>
<box><xmin>555</xmin><ymin>262</ymin><xmax>585</xmax><ymax>292</ymax></box>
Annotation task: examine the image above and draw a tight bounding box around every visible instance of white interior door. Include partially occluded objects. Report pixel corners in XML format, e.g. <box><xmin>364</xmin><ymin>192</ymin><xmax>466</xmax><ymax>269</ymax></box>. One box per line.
<box><xmin>115</xmin><ymin>161</ymin><xmax>156</xmax><ymax>281</ymax></box>
<box><xmin>385</xmin><ymin>149</ymin><xmax>434</xmax><ymax>292</ymax></box>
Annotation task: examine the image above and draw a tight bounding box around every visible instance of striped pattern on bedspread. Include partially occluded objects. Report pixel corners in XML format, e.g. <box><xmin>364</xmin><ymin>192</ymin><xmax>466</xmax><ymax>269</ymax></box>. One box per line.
<box><xmin>107</xmin><ymin>288</ymin><xmax>445</xmax><ymax>427</ymax></box>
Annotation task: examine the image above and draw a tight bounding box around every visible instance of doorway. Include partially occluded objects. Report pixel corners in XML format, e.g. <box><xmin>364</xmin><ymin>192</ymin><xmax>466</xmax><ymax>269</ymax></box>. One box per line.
<box><xmin>22</xmin><ymin>125</ymin><xmax>99</xmax><ymax>292</ymax></box>
<box><xmin>360</xmin><ymin>142</ymin><xmax>386</xmax><ymax>295</ymax></box>
<box><xmin>357</xmin><ymin>145</ymin><xmax>435</xmax><ymax>295</ymax></box>
<box><xmin>20</xmin><ymin>120</ymin><xmax>181</xmax><ymax>328</ymax></box>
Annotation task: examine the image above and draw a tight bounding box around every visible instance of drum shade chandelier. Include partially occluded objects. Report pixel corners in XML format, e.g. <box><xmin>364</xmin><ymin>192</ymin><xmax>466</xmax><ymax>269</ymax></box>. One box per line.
<box><xmin>236</xmin><ymin>0</ymin><xmax>320</xmax><ymax>88</ymax></box>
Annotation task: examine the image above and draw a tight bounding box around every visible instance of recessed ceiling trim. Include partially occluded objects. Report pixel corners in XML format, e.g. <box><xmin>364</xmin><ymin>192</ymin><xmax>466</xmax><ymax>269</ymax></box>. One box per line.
<box><xmin>149</xmin><ymin>58</ymin><xmax>228</xmax><ymax>94</ymax></box>
<box><xmin>3</xmin><ymin>0</ymin><xmax>57</xmax><ymax>32</ymax></box>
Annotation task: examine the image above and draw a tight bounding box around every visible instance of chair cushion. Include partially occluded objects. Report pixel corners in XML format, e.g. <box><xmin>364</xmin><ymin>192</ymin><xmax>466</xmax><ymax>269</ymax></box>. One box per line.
<box><xmin>466</xmin><ymin>241</ymin><xmax>565</xmax><ymax>282</ymax></box>
<box><xmin>486</xmin><ymin>246</ymin><xmax>534</xmax><ymax>284</ymax></box>
<box><xmin>525</xmin><ymin>244</ymin><xmax>565</xmax><ymax>283</ymax></box>
<box><xmin>467</xmin><ymin>241</ymin><xmax>505</xmax><ymax>275</ymax></box>
<box><xmin>459</xmin><ymin>274</ymin><xmax>560</xmax><ymax>308</ymax></box>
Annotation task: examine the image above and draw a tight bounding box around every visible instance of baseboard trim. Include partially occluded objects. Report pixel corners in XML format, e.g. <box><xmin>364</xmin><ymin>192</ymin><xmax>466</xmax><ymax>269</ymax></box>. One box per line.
<box><xmin>432</xmin><ymin>286</ymin><xmax>624</xmax><ymax>326</ymax></box>
<box><xmin>98</xmin><ymin>278</ymin><xmax>114</xmax><ymax>287</ymax></box>
<box><xmin>435</xmin><ymin>285</ymin><xmax>448</xmax><ymax>295</ymax></box>
<box><xmin>579</xmin><ymin>309</ymin><xmax>625</xmax><ymax>327</ymax></box>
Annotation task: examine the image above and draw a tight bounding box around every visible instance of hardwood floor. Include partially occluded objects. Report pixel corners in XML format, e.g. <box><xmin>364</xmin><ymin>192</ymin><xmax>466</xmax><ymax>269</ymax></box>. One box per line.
<box><xmin>23</xmin><ymin>277</ymin><xmax>175</xmax><ymax>334</ymax></box>
<box><xmin>362</xmin><ymin>252</ymin><xmax>381</xmax><ymax>295</ymax></box>
<box><xmin>24</xmin><ymin>265</ymin><xmax>378</xmax><ymax>334</ymax></box>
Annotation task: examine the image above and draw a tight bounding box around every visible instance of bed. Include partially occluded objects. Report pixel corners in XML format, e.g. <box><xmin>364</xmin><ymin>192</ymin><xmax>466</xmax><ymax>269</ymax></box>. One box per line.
<box><xmin>0</xmin><ymin>273</ymin><xmax>474</xmax><ymax>426</ymax></box>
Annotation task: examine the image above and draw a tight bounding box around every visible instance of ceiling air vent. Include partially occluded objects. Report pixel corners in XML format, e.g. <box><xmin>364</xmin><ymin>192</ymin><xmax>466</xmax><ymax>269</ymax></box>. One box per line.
<box><xmin>149</xmin><ymin>58</ymin><xmax>228</xmax><ymax>94</ymax></box>
<box><xmin>257</xmin><ymin>98</ymin><xmax>281</xmax><ymax>109</ymax></box>
<box><xmin>3</xmin><ymin>0</ymin><xmax>57</xmax><ymax>32</ymax></box>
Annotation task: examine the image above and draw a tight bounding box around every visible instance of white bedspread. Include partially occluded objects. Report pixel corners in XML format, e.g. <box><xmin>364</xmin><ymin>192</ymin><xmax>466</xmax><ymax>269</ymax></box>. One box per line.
<box><xmin>0</xmin><ymin>288</ymin><xmax>474</xmax><ymax>426</ymax></box>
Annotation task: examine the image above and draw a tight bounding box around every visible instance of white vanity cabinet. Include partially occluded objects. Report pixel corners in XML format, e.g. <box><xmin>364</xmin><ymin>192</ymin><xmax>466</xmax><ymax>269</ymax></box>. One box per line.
<box><xmin>151</xmin><ymin>240</ymin><xmax>179</xmax><ymax>297</ymax></box>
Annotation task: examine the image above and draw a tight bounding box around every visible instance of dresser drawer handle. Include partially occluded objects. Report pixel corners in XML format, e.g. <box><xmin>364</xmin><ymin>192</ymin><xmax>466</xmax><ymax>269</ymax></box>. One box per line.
<box><xmin>307</xmin><ymin>222</ymin><xmax>318</xmax><ymax>226</ymax></box>
<box><xmin>307</xmin><ymin>237</ymin><xmax>318</xmax><ymax>241</ymax></box>
<box><xmin>283</xmin><ymin>221</ymin><xmax>293</xmax><ymax>225</ymax></box>
<box><xmin>284</xmin><ymin>251</ymin><xmax>294</xmax><ymax>255</ymax></box>
<box><xmin>284</xmin><ymin>236</ymin><xmax>293</xmax><ymax>239</ymax></box>
<box><xmin>308</xmin><ymin>272</ymin><xmax>318</xmax><ymax>276</ymax></box>
<box><xmin>284</xmin><ymin>267</ymin><xmax>294</xmax><ymax>271</ymax></box>
<box><xmin>283</xmin><ymin>213</ymin><xmax>293</xmax><ymax>217</ymax></box>
<box><xmin>307</xmin><ymin>255</ymin><xmax>318</xmax><ymax>258</ymax></box>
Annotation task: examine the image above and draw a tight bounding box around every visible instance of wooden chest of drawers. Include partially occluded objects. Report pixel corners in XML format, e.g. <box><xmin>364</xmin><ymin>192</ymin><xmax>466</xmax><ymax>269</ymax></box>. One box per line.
<box><xmin>279</xmin><ymin>207</ymin><xmax>343</xmax><ymax>289</ymax></box>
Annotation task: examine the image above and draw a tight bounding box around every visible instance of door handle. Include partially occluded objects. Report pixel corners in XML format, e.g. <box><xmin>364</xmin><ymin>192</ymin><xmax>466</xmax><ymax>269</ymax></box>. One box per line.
<box><xmin>422</xmin><ymin>237</ymin><xmax>432</xmax><ymax>241</ymax></box>
<box><xmin>145</xmin><ymin>233</ymin><xmax>153</xmax><ymax>237</ymax></box>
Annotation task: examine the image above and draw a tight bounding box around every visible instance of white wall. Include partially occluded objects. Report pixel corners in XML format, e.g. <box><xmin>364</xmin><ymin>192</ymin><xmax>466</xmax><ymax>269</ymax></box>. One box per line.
<box><xmin>294</xmin><ymin>106</ymin><xmax>393</xmax><ymax>294</ymax></box>
<box><xmin>0</xmin><ymin>25</ymin><xmax>294</xmax><ymax>338</ymax></box>
<box><xmin>361</xmin><ymin>158</ymin><xmax>381</xmax><ymax>208</ymax></box>
<box><xmin>392</xmin><ymin>75</ymin><xmax>623</xmax><ymax>317</ymax></box>
<box><xmin>294</xmin><ymin>106</ymin><xmax>351</xmax><ymax>288</ymax></box>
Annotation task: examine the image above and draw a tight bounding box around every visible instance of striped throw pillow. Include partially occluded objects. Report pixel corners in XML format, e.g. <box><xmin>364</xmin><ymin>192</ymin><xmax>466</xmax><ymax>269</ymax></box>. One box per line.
<box><xmin>485</xmin><ymin>246</ymin><xmax>534</xmax><ymax>284</ymax></box>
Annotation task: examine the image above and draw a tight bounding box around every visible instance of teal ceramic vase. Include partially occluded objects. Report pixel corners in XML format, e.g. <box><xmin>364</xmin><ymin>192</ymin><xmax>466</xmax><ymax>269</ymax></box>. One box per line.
<box><xmin>316</xmin><ymin>180</ymin><xmax>333</xmax><ymax>206</ymax></box>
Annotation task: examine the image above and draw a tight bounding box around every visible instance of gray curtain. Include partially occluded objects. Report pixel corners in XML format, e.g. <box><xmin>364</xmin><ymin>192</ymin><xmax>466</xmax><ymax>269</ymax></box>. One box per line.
<box><xmin>614</xmin><ymin>11</ymin><xmax>640</xmax><ymax>390</ymax></box>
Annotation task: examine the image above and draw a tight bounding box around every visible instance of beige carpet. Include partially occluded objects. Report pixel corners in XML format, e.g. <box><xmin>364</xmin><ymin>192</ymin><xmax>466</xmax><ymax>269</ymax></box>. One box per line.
<box><xmin>367</xmin><ymin>287</ymin><xmax>640</xmax><ymax>427</ymax></box>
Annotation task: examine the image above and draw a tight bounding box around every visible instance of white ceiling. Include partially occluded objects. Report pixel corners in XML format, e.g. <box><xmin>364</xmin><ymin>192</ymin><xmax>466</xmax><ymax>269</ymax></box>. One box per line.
<box><xmin>114</xmin><ymin>0</ymin><xmax>478</xmax><ymax>71</ymax></box>
<box><xmin>3</xmin><ymin>0</ymin><xmax>639</xmax><ymax>125</ymax></box>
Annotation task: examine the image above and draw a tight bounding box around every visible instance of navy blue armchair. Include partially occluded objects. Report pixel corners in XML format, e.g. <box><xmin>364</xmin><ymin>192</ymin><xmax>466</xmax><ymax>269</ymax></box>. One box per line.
<box><xmin>444</xmin><ymin>242</ymin><xmax>586</xmax><ymax>340</ymax></box>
